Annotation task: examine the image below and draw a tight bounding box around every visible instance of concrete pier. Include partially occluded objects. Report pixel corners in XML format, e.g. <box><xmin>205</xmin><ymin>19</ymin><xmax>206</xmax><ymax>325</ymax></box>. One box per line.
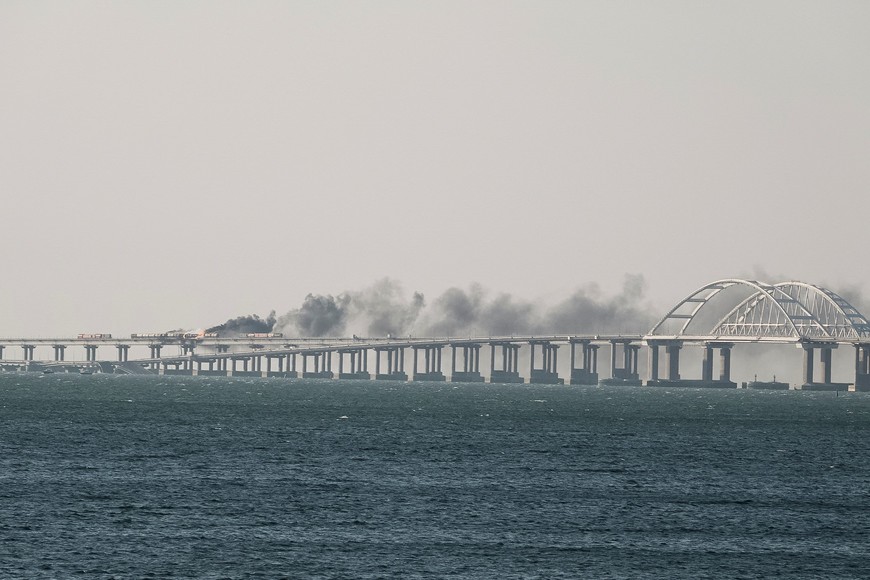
<box><xmin>569</xmin><ymin>340</ymin><xmax>599</xmax><ymax>385</ymax></box>
<box><xmin>490</xmin><ymin>342</ymin><xmax>523</xmax><ymax>383</ymax></box>
<box><xmin>450</xmin><ymin>343</ymin><xmax>484</xmax><ymax>382</ymax></box>
<box><xmin>855</xmin><ymin>344</ymin><xmax>870</xmax><ymax>392</ymax></box>
<box><xmin>338</xmin><ymin>348</ymin><xmax>370</xmax><ymax>380</ymax></box>
<box><xmin>302</xmin><ymin>351</ymin><xmax>334</xmax><ymax>379</ymax></box>
<box><xmin>600</xmin><ymin>340</ymin><xmax>641</xmax><ymax>386</ymax></box>
<box><xmin>413</xmin><ymin>345</ymin><xmax>445</xmax><ymax>382</ymax></box>
<box><xmin>374</xmin><ymin>346</ymin><xmax>407</xmax><ymax>381</ymax></box>
<box><xmin>21</xmin><ymin>345</ymin><xmax>36</xmax><ymax>361</ymax></box>
<box><xmin>529</xmin><ymin>340</ymin><xmax>563</xmax><ymax>384</ymax></box>
<box><xmin>648</xmin><ymin>341</ymin><xmax>737</xmax><ymax>388</ymax></box>
<box><xmin>799</xmin><ymin>342</ymin><xmax>848</xmax><ymax>391</ymax></box>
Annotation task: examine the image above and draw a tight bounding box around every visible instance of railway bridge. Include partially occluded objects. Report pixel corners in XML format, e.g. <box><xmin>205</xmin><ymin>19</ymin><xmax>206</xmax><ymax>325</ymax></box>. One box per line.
<box><xmin>3</xmin><ymin>279</ymin><xmax>869</xmax><ymax>391</ymax></box>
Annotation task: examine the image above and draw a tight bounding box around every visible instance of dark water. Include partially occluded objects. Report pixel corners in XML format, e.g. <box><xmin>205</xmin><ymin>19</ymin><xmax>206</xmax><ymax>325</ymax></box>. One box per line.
<box><xmin>1</xmin><ymin>374</ymin><xmax>869</xmax><ymax>578</ymax></box>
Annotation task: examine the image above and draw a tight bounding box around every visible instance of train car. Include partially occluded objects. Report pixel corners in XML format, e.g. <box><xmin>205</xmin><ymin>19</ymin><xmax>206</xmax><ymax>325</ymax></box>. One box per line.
<box><xmin>245</xmin><ymin>332</ymin><xmax>283</xmax><ymax>338</ymax></box>
<box><xmin>78</xmin><ymin>333</ymin><xmax>112</xmax><ymax>339</ymax></box>
<box><xmin>131</xmin><ymin>333</ymin><xmax>169</xmax><ymax>339</ymax></box>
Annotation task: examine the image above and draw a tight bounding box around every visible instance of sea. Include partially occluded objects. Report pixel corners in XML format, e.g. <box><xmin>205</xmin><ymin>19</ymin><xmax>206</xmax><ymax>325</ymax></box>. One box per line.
<box><xmin>1</xmin><ymin>373</ymin><xmax>868</xmax><ymax>579</ymax></box>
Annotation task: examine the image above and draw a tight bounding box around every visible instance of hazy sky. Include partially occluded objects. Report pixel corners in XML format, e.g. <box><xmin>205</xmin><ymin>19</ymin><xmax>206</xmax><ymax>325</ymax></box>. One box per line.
<box><xmin>2</xmin><ymin>1</ymin><xmax>869</xmax><ymax>337</ymax></box>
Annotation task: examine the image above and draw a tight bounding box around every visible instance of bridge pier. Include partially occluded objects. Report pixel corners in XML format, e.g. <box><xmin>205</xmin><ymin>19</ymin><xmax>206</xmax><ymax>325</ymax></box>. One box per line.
<box><xmin>489</xmin><ymin>342</ymin><xmax>523</xmax><ymax>383</ymax></box>
<box><xmin>600</xmin><ymin>340</ymin><xmax>640</xmax><ymax>386</ymax></box>
<box><xmin>855</xmin><ymin>344</ymin><xmax>870</xmax><ymax>392</ymax></box>
<box><xmin>413</xmin><ymin>345</ymin><xmax>445</xmax><ymax>382</ymax></box>
<box><xmin>287</xmin><ymin>353</ymin><xmax>298</xmax><ymax>377</ymax></box>
<box><xmin>148</xmin><ymin>344</ymin><xmax>163</xmax><ymax>370</ymax></box>
<box><xmin>195</xmin><ymin>358</ymin><xmax>224</xmax><ymax>377</ymax></box>
<box><xmin>529</xmin><ymin>341</ymin><xmax>563</xmax><ymax>384</ymax></box>
<box><xmin>21</xmin><ymin>345</ymin><xmax>36</xmax><ymax>362</ymax></box>
<box><xmin>451</xmin><ymin>344</ymin><xmax>484</xmax><ymax>382</ymax></box>
<box><xmin>262</xmin><ymin>353</ymin><xmax>294</xmax><ymax>378</ymax></box>
<box><xmin>84</xmin><ymin>345</ymin><xmax>98</xmax><ymax>362</ymax></box>
<box><xmin>646</xmin><ymin>341</ymin><xmax>682</xmax><ymax>386</ymax></box>
<box><xmin>116</xmin><ymin>345</ymin><xmax>130</xmax><ymax>362</ymax></box>
<box><xmin>697</xmin><ymin>342</ymin><xmax>736</xmax><ymax>387</ymax></box>
<box><xmin>302</xmin><ymin>351</ymin><xmax>334</xmax><ymax>379</ymax></box>
<box><xmin>53</xmin><ymin>345</ymin><xmax>66</xmax><ymax>362</ymax></box>
<box><xmin>162</xmin><ymin>360</ymin><xmax>190</xmax><ymax>375</ymax></box>
<box><xmin>666</xmin><ymin>343</ymin><xmax>681</xmax><ymax>381</ymax></box>
<box><xmin>569</xmin><ymin>340</ymin><xmax>599</xmax><ymax>385</ymax></box>
<box><xmin>338</xmin><ymin>348</ymin><xmax>370</xmax><ymax>380</ymax></box>
<box><xmin>800</xmin><ymin>342</ymin><xmax>847</xmax><ymax>391</ymax></box>
<box><xmin>374</xmin><ymin>347</ymin><xmax>407</xmax><ymax>381</ymax></box>
<box><xmin>648</xmin><ymin>341</ymin><xmax>736</xmax><ymax>388</ymax></box>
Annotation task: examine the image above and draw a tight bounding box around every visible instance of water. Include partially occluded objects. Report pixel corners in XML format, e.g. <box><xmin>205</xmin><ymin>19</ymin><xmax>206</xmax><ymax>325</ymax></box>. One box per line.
<box><xmin>1</xmin><ymin>373</ymin><xmax>869</xmax><ymax>578</ymax></box>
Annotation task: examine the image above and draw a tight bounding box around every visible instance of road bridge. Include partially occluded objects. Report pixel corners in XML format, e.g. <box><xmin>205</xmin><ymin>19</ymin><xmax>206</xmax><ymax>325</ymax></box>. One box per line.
<box><xmin>4</xmin><ymin>279</ymin><xmax>870</xmax><ymax>390</ymax></box>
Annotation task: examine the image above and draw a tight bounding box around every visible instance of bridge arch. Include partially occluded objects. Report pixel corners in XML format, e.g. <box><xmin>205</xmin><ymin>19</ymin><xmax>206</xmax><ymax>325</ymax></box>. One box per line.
<box><xmin>648</xmin><ymin>279</ymin><xmax>870</xmax><ymax>341</ymax></box>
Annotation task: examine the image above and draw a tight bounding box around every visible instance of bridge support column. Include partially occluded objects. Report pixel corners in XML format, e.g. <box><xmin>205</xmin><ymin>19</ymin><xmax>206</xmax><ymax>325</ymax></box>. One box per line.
<box><xmin>529</xmin><ymin>341</ymin><xmax>563</xmax><ymax>384</ymax></box>
<box><xmin>149</xmin><ymin>345</ymin><xmax>162</xmax><ymax>370</ymax></box>
<box><xmin>450</xmin><ymin>344</ymin><xmax>484</xmax><ymax>383</ymax></box>
<box><xmin>803</xmin><ymin>344</ymin><xmax>815</xmax><ymax>387</ymax></box>
<box><xmin>374</xmin><ymin>347</ymin><xmax>406</xmax><ymax>381</ymax></box>
<box><xmin>702</xmin><ymin>345</ymin><xmax>714</xmax><ymax>382</ymax></box>
<box><xmin>84</xmin><ymin>345</ymin><xmax>98</xmax><ymax>362</ymax></box>
<box><xmin>800</xmin><ymin>343</ymin><xmax>846</xmax><ymax>391</ymax></box>
<box><xmin>303</xmin><ymin>351</ymin><xmax>333</xmax><ymax>379</ymax></box>
<box><xmin>116</xmin><ymin>345</ymin><xmax>129</xmax><ymax>362</ymax></box>
<box><xmin>666</xmin><ymin>343</ymin><xmax>681</xmax><ymax>381</ymax></box>
<box><xmin>339</xmin><ymin>348</ymin><xmax>371</xmax><ymax>380</ymax></box>
<box><xmin>570</xmin><ymin>340</ymin><xmax>599</xmax><ymax>385</ymax></box>
<box><xmin>719</xmin><ymin>346</ymin><xmax>732</xmax><ymax>382</ymax></box>
<box><xmin>648</xmin><ymin>342</ymin><xmax>660</xmax><ymax>383</ymax></box>
<box><xmin>22</xmin><ymin>345</ymin><xmax>36</xmax><ymax>362</ymax></box>
<box><xmin>601</xmin><ymin>340</ymin><xmax>641</xmax><ymax>386</ymax></box>
<box><xmin>53</xmin><ymin>345</ymin><xmax>66</xmax><ymax>362</ymax></box>
<box><xmin>489</xmin><ymin>342</ymin><xmax>523</xmax><ymax>384</ymax></box>
<box><xmin>649</xmin><ymin>341</ymin><xmax>735</xmax><ymax>388</ymax></box>
<box><xmin>855</xmin><ymin>344</ymin><xmax>870</xmax><ymax>391</ymax></box>
<box><xmin>413</xmin><ymin>345</ymin><xmax>445</xmax><ymax>382</ymax></box>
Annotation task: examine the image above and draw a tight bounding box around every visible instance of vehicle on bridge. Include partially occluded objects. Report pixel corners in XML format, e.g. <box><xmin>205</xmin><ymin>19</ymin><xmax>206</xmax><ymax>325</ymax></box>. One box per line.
<box><xmin>131</xmin><ymin>332</ymin><xmax>219</xmax><ymax>340</ymax></box>
<box><xmin>78</xmin><ymin>333</ymin><xmax>112</xmax><ymax>339</ymax></box>
<box><xmin>246</xmin><ymin>333</ymin><xmax>283</xmax><ymax>338</ymax></box>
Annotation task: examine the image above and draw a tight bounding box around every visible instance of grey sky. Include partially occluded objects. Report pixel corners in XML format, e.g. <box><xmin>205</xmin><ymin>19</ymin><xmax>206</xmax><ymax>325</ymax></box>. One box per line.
<box><xmin>2</xmin><ymin>1</ymin><xmax>868</xmax><ymax>337</ymax></box>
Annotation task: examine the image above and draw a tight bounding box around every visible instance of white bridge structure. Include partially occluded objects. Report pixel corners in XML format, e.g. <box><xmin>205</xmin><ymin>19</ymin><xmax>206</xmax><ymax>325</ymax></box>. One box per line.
<box><xmin>3</xmin><ymin>279</ymin><xmax>870</xmax><ymax>391</ymax></box>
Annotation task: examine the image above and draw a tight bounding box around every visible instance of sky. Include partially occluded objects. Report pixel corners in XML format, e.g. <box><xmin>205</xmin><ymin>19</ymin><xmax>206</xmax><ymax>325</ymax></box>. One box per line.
<box><xmin>1</xmin><ymin>1</ymin><xmax>869</xmax><ymax>337</ymax></box>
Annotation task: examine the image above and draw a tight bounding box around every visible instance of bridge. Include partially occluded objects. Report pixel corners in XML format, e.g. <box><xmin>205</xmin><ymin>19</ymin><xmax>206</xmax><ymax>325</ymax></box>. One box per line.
<box><xmin>4</xmin><ymin>279</ymin><xmax>870</xmax><ymax>391</ymax></box>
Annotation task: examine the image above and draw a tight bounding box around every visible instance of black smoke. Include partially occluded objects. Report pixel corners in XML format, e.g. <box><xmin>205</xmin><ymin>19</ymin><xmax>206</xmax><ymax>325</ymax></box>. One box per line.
<box><xmin>243</xmin><ymin>275</ymin><xmax>656</xmax><ymax>338</ymax></box>
<box><xmin>292</xmin><ymin>294</ymin><xmax>351</xmax><ymax>337</ymax></box>
<box><xmin>416</xmin><ymin>274</ymin><xmax>653</xmax><ymax>336</ymax></box>
<box><xmin>208</xmin><ymin>311</ymin><xmax>276</xmax><ymax>335</ymax></box>
<box><xmin>543</xmin><ymin>274</ymin><xmax>655</xmax><ymax>334</ymax></box>
<box><xmin>273</xmin><ymin>278</ymin><xmax>425</xmax><ymax>338</ymax></box>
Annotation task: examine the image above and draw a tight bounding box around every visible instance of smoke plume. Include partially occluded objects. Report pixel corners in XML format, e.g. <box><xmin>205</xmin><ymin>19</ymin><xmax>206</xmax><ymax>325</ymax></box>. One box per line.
<box><xmin>207</xmin><ymin>311</ymin><xmax>276</xmax><ymax>336</ymax></box>
<box><xmin>416</xmin><ymin>274</ymin><xmax>654</xmax><ymax>336</ymax></box>
<box><xmin>224</xmin><ymin>275</ymin><xmax>654</xmax><ymax>338</ymax></box>
<box><xmin>273</xmin><ymin>278</ymin><xmax>425</xmax><ymax>338</ymax></box>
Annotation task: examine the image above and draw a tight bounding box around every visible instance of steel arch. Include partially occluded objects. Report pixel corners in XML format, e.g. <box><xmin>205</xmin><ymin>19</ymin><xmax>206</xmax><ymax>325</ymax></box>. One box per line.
<box><xmin>648</xmin><ymin>279</ymin><xmax>805</xmax><ymax>338</ymax></box>
<box><xmin>646</xmin><ymin>277</ymin><xmax>870</xmax><ymax>341</ymax></box>
<box><xmin>713</xmin><ymin>281</ymin><xmax>870</xmax><ymax>340</ymax></box>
